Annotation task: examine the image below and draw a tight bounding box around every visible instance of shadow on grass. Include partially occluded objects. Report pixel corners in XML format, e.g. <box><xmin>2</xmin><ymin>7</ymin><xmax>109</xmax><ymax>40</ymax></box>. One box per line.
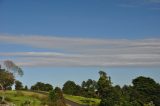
<box><xmin>80</xmin><ymin>99</ymin><xmax>96</xmax><ymax>104</ymax></box>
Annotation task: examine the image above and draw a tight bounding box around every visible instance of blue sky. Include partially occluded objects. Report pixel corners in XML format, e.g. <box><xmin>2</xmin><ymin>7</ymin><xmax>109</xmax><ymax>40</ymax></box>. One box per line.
<box><xmin>0</xmin><ymin>0</ymin><xmax>160</xmax><ymax>88</ymax></box>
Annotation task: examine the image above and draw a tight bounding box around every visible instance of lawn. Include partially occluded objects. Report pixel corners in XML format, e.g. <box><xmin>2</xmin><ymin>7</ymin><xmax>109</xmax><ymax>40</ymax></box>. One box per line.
<box><xmin>0</xmin><ymin>90</ymin><xmax>47</xmax><ymax>106</ymax></box>
<box><xmin>64</xmin><ymin>94</ymin><xmax>101</xmax><ymax>106</ymax></box>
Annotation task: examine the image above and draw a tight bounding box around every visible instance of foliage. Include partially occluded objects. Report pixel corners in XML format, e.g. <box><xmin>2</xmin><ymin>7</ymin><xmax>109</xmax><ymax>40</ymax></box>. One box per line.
<box><xmin>64</xmin><ymin>94</ymin><xmax>100</xmax><ymax>106</ymax></box>
<box><xmin>131</xmin><ymin>76</ymin><xmax>160</xmax><ymax>106</ymax></box>
<box><xmin>0</xmin><ymin>90</ymin><xmax>43</xmax><ymax>105</ymax></box>
<box><xmin>15</xmin><ymin>80</ymin><xmax>23</xmax><ymax>90</ymax></box>
<box><xmin>31</xmin><ymin>82</ymin><xmax>53</xmax><ymax>91</ymax></box>
<box><xmin>97</xmin><ymin>71</ymin><xmax>118</xmax><ymax>106</ymax></box>
<box><xmin>81</xmin><ymin>79</ymin><xmax>98</xmax><ymax>98</ymax></box>
<box><xmin>24</xmin><ymin>85</ymin><xmax>28</xmax><ymax>90</ymax></box>
<box><xmin>62</xmin><ymin>80</ymin><xmax>78</xmax><ymax>95</ymax></box>
<box><xmin>4</xmin><ymin>60</ymin><xmax>23</xmax><ymax>76</ymax></box>
<box><xmin>48</xmin><ymin>87</ymin><xmax>66</xmax><ymax>106</ymax></box>
<box><xmin>0</xmin><ymin>69</ymin><xmax>15</xmax><ymax>90</ymax></box>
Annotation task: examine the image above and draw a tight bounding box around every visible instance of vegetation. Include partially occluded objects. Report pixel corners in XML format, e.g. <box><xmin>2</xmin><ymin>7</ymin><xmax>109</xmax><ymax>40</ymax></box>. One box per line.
<box><xmin>48</xmin><ymin>87</ymin><xmax>66</xmax><ymax>106</ymax></box>
<box><xmin>0</xmin><ymin>61</ymin><xmax>160</xmax><ymax>106</ymax></box>
<box><xmin>0</xmin><ymin>69</ymin><xmax>15</xmax><ymax>90</ymax></box>
<box><xmin>64</xmin><ymin>94</ymin><xmax>100</xmax><ymax>106</ymax></box>
<box><xmin>62</xmin><ymin>80</ymin><xmax>78</xmax><ymax>95</ymax></box>
<box><xmin>0</xmin><ymin>60</ymin><xmax>23</xmax><ymax>104</ymax></box>
<box><xmin>81</xmin><ymin>79</ymin><xmax>98</xmax><ymax>98</ymax></box>
<box><xmin>15</xmin><ymin>80</ymin><xmax>23</xmax><ymax>90</ymax></box>
<box><xmin>62</xmin><ymin>71</ymin><xmax>160</xmax><ymax>106</ymax></box>
<box><xmin>0</xmin><ymin>90</ymin><xmax>45</xmax><ymax>105</ymax></box>
<box><xmin>31</xmin><ymin>82</ymin><xmax>53</xmax><ymax>91</ymax></box>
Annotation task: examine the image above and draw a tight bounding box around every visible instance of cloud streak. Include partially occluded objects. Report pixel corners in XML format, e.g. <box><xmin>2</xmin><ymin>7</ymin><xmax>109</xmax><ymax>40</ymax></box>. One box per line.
<box><xmin>0</xmin><ymin>34</ymin><xmax>160</xmax><ymax>67</ymax></box>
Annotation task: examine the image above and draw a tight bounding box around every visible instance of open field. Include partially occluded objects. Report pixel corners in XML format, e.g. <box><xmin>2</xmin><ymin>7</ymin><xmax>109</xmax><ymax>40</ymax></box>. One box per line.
<box><xmin>0</xmin><ymin>90</ymin><xmax>47</xmax><ymax>106</ymax></box>
<box><xmin>0</xmin><ymin>90</ymin><xmax>100</xmax><ymax>106</ymax></box>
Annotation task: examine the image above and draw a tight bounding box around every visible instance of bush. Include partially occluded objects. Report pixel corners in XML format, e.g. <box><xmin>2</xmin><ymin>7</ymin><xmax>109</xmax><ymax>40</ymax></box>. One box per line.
<box><xmin>48</xmin><ymin>87</ymin><xmax>66</xmax><ymax>106</ymax></box>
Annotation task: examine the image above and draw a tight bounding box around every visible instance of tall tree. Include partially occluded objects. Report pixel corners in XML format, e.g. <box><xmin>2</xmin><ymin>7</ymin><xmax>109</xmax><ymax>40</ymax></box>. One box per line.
<box><xmin>4</xmin><ymin>60</ymin><xmax>23</xmax><ymax>76</ymax></box>
<box><xmin>97</xmin><ymin>71</ymin><xmax>112</xmax><ymax>98</ymax></box>
<box><xmin>0</xmin><ymin>69</ymin><xmax>15</xmax><ymax>90</ymax></box>
<box><xmin>0</xmin><ymin>60</ymin><xmax>23</xmax><ymax>103</ymax></box>
<box><xmin>98</xmin><ymin>71</ymin><xmax>120</xmax><ymax>106</ymax></box>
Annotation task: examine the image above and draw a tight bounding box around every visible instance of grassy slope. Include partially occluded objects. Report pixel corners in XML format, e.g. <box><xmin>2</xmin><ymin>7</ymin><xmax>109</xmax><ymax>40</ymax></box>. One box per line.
<box><xmin>64</xmin><ymin>94</ymin><xmax>100</xmax><ymax>106</ymax></box>
<box><xmin>0</xmin><ymin>90</ymin><xmax>47</xmax><ymax>106</ymax></box>
<box><xmin>1</xmin><ymin>90</ymin><xmax>100</xmax><ymax>106</ymax></box>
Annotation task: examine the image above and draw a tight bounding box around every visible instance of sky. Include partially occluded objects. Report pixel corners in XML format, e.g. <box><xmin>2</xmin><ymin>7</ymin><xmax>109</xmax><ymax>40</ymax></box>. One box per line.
<box><xmin>0</xmin><ymin>0</ymin><xmax>160</xmax><ymax>88</ymax></box>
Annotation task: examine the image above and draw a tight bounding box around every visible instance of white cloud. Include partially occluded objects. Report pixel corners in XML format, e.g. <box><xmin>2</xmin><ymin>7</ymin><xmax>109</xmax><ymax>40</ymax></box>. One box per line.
<box><xmin>0</xmin><ymin>34</ymin><xmax>160</xmax><ymax>67</ymax></box>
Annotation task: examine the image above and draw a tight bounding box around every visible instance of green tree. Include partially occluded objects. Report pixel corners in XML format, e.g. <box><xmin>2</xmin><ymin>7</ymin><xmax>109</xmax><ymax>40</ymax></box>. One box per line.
<box><xmin>97</xmin><ymin>71</ymin><xmax>112</xmax><ymax>98</ymax></box>
<box><xmin>132</xmin><ymin>76</ymin><xmax>160</xmax><ymax>106</ymax></box>
<box><xmin>0</xmin><ymin>69</ymin><xmax>15</xmax><ymax>90</ymax></box>
<box><xmin>81</xmin><ymin>79</ymin><xmax>97</xmax><ymax>97</ymax></box>
<box><xmin>98</xmin><ymin>71</ymin><xmax>120</xmax><ymax>106</ymax></box>
<box><xmin>24</xmin><ymin>85</ymin><xmax>28</xmax><ymax>90</ymax></box>
<box><xmin>45</xmin><ymin>83</ymin><xmax>53</xmax><ymax>91</ymax></box>
<box><xmin>31</xmin><ymin>82</ymin><xmax>53</xmax><ymax>91</ymax></box>
<box><xmin>0</xmin><ymin>60</ymin><xmax>23</xmax><ymax>103</ymax></box>
<box><xmin>62</xmin><ymin>80</ymin><xmax>77</xmax><ymax>95</ymax></box>
<box><xmin>15</xmin><ymin>80</ymin><xmax>23</xmax><ymax>90</ymax></box>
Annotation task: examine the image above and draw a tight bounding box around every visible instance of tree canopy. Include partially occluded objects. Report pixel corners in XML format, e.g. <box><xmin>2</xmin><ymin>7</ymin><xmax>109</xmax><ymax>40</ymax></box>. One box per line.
<box><xmin>4</xmin><ymin>60</ymin><xmax>23</xmax><ymax>76</ymax></box>
<box><xmin>0</xmin><ymin>69</ymin><xmax>15</xmax><ymax>90</ymax></box>
<box><xmin>31</xmin><ymin>82</ymin><xmax>53</xmax><ymax>91</ymax></box>
<box><xmin>62</xmin><ymin>80</ymin><xmax>77</xmax><ymax>95</ymax></box>
<box><xmin>15</xmin><ymin>80</ymin><xmax>23</xmax><ymax>90</ymax></box>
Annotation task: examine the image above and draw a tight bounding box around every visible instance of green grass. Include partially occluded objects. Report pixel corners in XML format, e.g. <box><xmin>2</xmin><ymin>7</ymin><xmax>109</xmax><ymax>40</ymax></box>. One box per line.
<box><xmin>0</xmin><ymin>90</ymin><xmax>100</xmax><ymax>106</ymax></box>
<box><xmin>0</xmin><ymin>90</ymin><xmax>47</xmax><ymax>106</ymax></box>
<box><xmin>64</xmin><ymin>94</ymin><xmax>100</xmax><ymax>106</ymax></box>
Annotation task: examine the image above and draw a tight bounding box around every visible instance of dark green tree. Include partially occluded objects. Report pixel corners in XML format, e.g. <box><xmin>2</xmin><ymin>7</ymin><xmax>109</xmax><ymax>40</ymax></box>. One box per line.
<box><xmin>45</xmin><ymin>83</ymin><xmax>53</xmax><ymax>91</ymax></box>
<box><xmin>24</xmin><ymin>85</ymin><xmax>28</xmax><ymax>90</ymax></box>
<box><xmin>0</xmin><ymin>69</ymin><xmax>15</xmax><ymax>90</ymax></box>
<box><xmin>31</xmin><ymin>82</ymin><xmax>53</xmax><ymax>91</ymax></box>
<box><xmin>62</xmin><ymin>80</ymin><xmax>77</xmax><ymax>95</ymax></box>
<box><xmin>15</xmin><ymin>80</ymin><xmax>23</xmax><ymax>90</ymax></box>
<box><xmin>132</xmin><ymin>76</ymin><xmax>160</xmax><ymax>106</ymax></box>
<box><xmin>97</xmin><ymin>71</ymin><xmax>112</xmax><ymax>98</ymax></box>
<box><xmin>81</xmin><ymin>79</ymin><xmax>97</xmax><ymax>97</ymax></box>
<box><xmin>98</xmin><ymin>71</ymin><xmax>120</xmax><ymax>106</ymax></box>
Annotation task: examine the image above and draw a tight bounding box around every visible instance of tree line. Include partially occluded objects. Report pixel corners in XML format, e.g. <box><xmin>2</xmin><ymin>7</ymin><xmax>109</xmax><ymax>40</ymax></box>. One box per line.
<box><xmin>62</xmin><ymin>71</ymin><xmax>160</xmax><ymax>106</ymax></box>
<box><xmin>1</xmin><ymin>61</ymin><xmax>160</xmax><ymax>106</ymax></box>
<box><xmin>28</xmin><ymin>71</ymin><xmax>160</xmax><ymax>106</ymax></box>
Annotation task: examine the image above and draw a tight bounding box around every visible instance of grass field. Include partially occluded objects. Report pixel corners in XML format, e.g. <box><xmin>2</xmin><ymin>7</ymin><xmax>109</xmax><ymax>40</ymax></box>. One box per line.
<box><xmin>64</xmin><ymin>94</ymin><xmax>100</xmax><ymax>106</ymax></box>
<box><xmin>0</xmin><ymin>90</ymin><xmax>100</xmax><ymax>106</ymax></box>
<box><xmin>0</xmin><ymin>90</ymin><xmax>47</xmax><ymax>106</ymax></box>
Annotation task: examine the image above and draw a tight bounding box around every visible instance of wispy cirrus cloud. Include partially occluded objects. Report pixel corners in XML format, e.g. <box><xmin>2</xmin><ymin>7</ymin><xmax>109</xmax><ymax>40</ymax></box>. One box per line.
<box><xmin>0</xmin><ymin>34</ymin><xmax>160</xmax><ymax>67</ymax></box>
